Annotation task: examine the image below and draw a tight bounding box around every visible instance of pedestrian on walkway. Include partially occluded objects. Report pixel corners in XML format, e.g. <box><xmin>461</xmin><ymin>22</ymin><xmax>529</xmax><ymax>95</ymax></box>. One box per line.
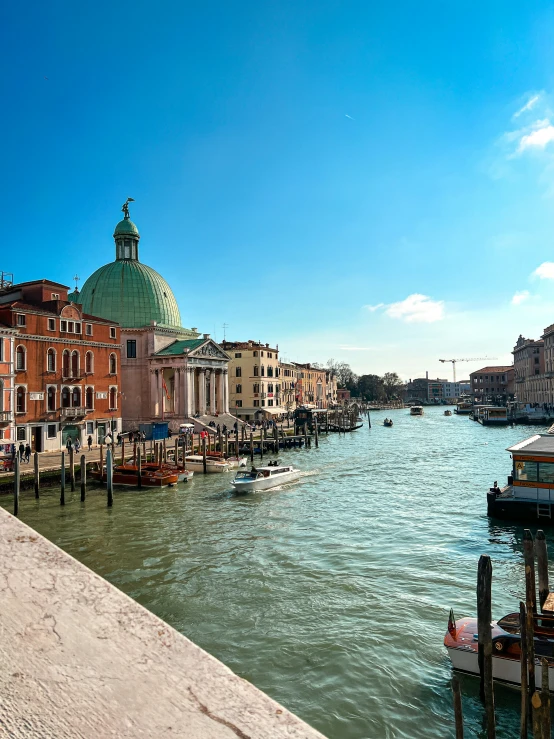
<box><xmin>10</xmin><ymin>443</ymin><xmax>16</xmax><ymax>461</ymax></box>
<box><xmin>117</xmin><ymin>433</ymin><xmax>122</xmax><ymax>446</ymax></box>
<box><xmin>75</xmin><ymin>438</ymin><xmax>81</xmax><ymax>453</ymax></box>
<box><xmin>66</xmin><ymin>437</ymin><xmax>73</xmax><ymax>453</ymax></box>
<box><xmin>24</xmin><ymin>443</ymin><xmax>31</xmax><ymax>463</ymax></box>
<box><xmin>18</xmin><ymin>442</ymin><xmax>25</xmax><ymax>461</ymax></box>
<box><xmin>88</xmin><ymin>435</ymin><xmax>93</xmax><ymax>451</ymax></box>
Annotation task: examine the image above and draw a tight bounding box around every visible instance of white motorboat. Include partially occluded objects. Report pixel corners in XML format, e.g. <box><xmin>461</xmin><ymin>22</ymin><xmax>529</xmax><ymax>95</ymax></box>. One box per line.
<box><xmin>231</xmin><ymin>464</ymin><xmax>302</xmax><ymax>493</ymax></box>
<box><xmin>184</xmin><ymin>455</ymin><xmax>231</xmax><ymax>473</ymax></box>
<box><xmin>222</xmin><ymin>456</ymin><xmax>248</xmax><ymax>469</ymax></box>
<box><xmin>410</xmin><ymin>406</ymin><xmax>424</xmax><ymax>416</ymax></box>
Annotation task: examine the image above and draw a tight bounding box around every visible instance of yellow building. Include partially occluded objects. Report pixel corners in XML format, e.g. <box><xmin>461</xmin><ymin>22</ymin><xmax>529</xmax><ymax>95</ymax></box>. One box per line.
<box><xmin>295</xmin><ymin>363</ymin><xmax>337</xmax><ymax>408</ymax></box>
<box><xmin>221</xmin><ymin>340</ymin><xmax>285</xmax><ymax>421</ymax></box>
<box><xmin>279</xmin><ymin>360</ymin><xmax>300</xmax><ymax>412</ymax></box>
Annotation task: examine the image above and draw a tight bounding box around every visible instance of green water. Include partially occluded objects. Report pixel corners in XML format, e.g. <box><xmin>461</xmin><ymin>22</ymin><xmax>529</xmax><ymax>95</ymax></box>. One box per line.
<box><xmin>3</xmin><ymin>407</ymin><xmax>551</xmax><ymax>738</ymax></box>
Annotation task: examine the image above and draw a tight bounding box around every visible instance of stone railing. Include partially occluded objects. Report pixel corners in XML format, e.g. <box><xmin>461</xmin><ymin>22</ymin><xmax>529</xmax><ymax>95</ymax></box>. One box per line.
<box><xmin>0</xmin><ymin>508</ymin><xmax>326</xmax><ymax>738</ymax></box>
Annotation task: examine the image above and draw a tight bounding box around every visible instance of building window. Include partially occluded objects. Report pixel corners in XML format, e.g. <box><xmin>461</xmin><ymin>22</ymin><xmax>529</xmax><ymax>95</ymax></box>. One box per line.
<box><xmin>75</xmin><ymin>322</ymin><xmax>81</xmax><ymax>334</ymax></box>
<box><xmin>253</xmin><ymin>400</ymin><xmax>259</xmax><ymax>407</ymax></box>
<box><xmin>15</xmin><ymin>345</ymin><xmax>26</xmax><ymax>371</ymax></box>
<box><xmin>68</xmin><ymin>321</ymin><xmax>75</xmax><ymax>333</ymax></box>
<box><xmin>51</xmin><ymin>293</ymin><xmax>60</xmax><ymax>300</ymax></box>
<box><xmin>48</xmin><ymin>318</ymin><xmax>55</xmax><ymax>331</ymax></box>
<box><xmin>61</xmin><ymin>387</ymin><xmax>70</xmax><ymax>408</ymax></box>
<box><xmin>62</xmin><ymin>350</ymin><xmax>70</xmax><ymax>377</ymax></box>
<box><xmin>85</xmin><ymin>351</ymin><xmax>93</xmax><ymax>374</ymax></box>
<box><xmin>110</xmin><ymin>327</ymin><xmax>117</xmax><ymax>339</ymax></box>
<box><xmin>236</xmin><ymin>400</ymin><xmax>243</xmax><ymax>407</ymax></box>
<box><xmin>85</xmin><ymin>387</ymin><xmax>94</xmax><ymax>409</ymax></box>
<box><xmin>109</xmin><ymin>387</ymin><xmax>117</xmax><ymax>409</ymax></box>
<box><xmin>86</xmin><ymin>324</ymin><xmax>93</xmax><ymax>336</ymax></box>
<box><xmin>16</xmin><ymin>427</ymin><xmax>26</xmax><ymax>441</ymax></box>
<box><xmin>253</xmin><ymin>366</ymin><xmax>259</xmax><ymax>377</ymax></box>
<box><xmin>86</xmin><ymin>421</ymin><xmax>94</xmax><ymax>435</ymax></box>
<box><xmin>253</xmin><ymin>351</ymin><xmax>258</xmax><ymax>357</ymax></box>
<box><xmin>260</xmin><ymin>351</ymin><xmax>264</xmax><ymax>357</ymax></box>
<box><xmin>261</xmin><ymin>365</ymin><xmax>265</xmax><ymax>376</ymax></box>
<box><xmin>16</xmin><ymin>314</ymin><xmax>26</xmax><ymax>327</ymax></box>
<box><xmin>47</xmin><ymin>348</ymin><xmax>56</xmax><ymax>372</ymax></box>
<box><xmin>47</xmin><ymin>386</ymin><xmax>56</xmax><ymax>411</ymax></box>
<box><xmin>268</xmin><ymin>383</ymin><xmax>274</xmax><ymax>393</ymax></box>
<box><xmin>236</xmin><ymin>384</ymin><xmax>242</xmax><ymax>393</ymax></box>
<box><xmin>109</xmin><ymin>353</ymin><xmax>117</xmax><ymax>374</ymax></box>
<box><xmin>71</xmin><ymin>351</ymin><xmax>79</xmax><ymax>377</ymax></box>
<box><xmin>253</xmin><ymin>383</ymin><xmax>260</xmax><ymax>393</ymax></box>
<box><xmin>60</xmin><ymin>320</ymin><xmax>67</xmax><ymax>332</ymax></box>
<box><xmin>72</xmin><ymin>387</ymin><xmax>81</xmax><ymax>407</ymax></box>
<box><xmin>127</xmin><ymin>340</ymin><xmax>137</xmax><ymax>359</ymax></box>
<box><xmin>235</xmin><ymin>366</ymin><xmax>242</xmax><ymax>377</ymax></box>
<box><xmin>235</xmin><ymin>352</ymin><xmax>242</xmax><ymax>358</ymax></box>
<box><xmin>16</xmin><ymin>386</ymin><xmax>26</xmax><ymax>413</ymax></box>
<box><xmin>268</xmin><ymin>399</ymin><xmax>273</xmax><ymax>406</ymax></box>
<box><xmin>47</xmin><ymin>424</ymin><xmax>57</xmax><ymax>439</ymax></box>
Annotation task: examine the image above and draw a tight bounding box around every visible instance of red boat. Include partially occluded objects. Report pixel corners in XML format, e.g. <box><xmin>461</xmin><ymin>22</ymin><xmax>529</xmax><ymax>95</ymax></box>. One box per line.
<box><xmin>91</xmin><ymin>462</ymin><xmax>178</xmax><ymax>487</ymax></box>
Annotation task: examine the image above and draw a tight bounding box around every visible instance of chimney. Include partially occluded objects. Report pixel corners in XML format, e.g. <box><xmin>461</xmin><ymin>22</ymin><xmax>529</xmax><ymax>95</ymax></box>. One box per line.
<box><xmin>203</xmin><ymin>333</ymin><xmax>210</xmax><ymax>339</ymax></box>
<box><xmin>426</xmin><ymin>371</ymin><xmax>428</xmax><ymax>379</ymax></box>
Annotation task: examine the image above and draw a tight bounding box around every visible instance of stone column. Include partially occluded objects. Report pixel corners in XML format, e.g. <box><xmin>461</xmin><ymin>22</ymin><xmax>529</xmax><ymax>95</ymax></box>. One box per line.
<box><xmin>173</xmin><ymin>369</ymin><xmax>180</xmax><ymax>416</ymax></box>
<box><xmin>217</xmin><ymin>370</ymin><xmax>225</xmax><ymax>414</ymax></box>
<box><xmin>209</xmin><ymin>370</ymin><xmax>216</xmax><ymax>415</ymax></box>
<box><xmin>198</xmin><ymin>369</ymin><xmax>206</xmax><ymax>415</ymax></box>
<box><xmin>151</xmin><ymin>370</ymin><xmax>159</xmax><ymax>417</ymax></box>
<box><xmin>223</xmin><ymin>369</ymin><xmax>229</xmax><ymax>413</ymax></box>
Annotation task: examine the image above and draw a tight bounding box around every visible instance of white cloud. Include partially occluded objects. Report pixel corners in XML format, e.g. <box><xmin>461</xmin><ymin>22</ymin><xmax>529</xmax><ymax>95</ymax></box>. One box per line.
<box><xmin>533</xmin><ymin>262</ymin><xmax>554</xmax><ymax>279</ymax></box>
<box><xmin>513</xmin><ymin>94</ymin><xmax>540</xmax><ymax>119</ymax></box>
<box><xmin>365</xmin><ymin>302</ymin><xmax>385</xmax><ymax>312</ymax></box>
<box><xmin>517</xmin><ymin>120</ymin><xmax>554</xmax><ymax>153</ymax></box>
<box><xmin>511</xmin><ymin>290</ymin><xmax>530</xmax><ymax>305</ymax></box>
<box><xmin>385</xmin><ymin>293</ymin><xmax>444</xmax><ymax>323</ymax></box>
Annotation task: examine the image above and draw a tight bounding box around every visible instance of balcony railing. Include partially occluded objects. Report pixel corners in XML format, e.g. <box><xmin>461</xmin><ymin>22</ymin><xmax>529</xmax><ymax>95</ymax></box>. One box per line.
<box><xmin>0</xmin><ymin>411</ymin><xmax>12</xmax><ymax>424</ymax></box>
<box><xmin>62</xmin><ymin>370</ymin><xmax>84</xmax><ymax>380</ymax></box>
<box><xmin>61</xmin><ymin>407</ymin><xmax>86</xmax><ymax>419</ymax></box>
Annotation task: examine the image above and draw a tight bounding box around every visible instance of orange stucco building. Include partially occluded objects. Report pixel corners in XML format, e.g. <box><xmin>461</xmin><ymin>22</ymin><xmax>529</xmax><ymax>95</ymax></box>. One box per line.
<box><xmin>0</xmin><ymin>278</ymin><xmax>122</xmax><ymax>451</ymax></box>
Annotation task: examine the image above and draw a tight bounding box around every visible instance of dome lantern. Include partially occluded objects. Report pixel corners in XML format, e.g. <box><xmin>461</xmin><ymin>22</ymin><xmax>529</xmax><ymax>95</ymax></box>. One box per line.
<box><xmin>114</xmin><ymin>197</ymin><xmax>140</xmax><ymax>261</ymax></box>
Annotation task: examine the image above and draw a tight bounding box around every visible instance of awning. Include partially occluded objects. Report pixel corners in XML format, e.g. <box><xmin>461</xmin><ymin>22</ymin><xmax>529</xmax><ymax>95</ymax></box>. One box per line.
<box><xmin>262</xmin><ymin>407</ymin><xmax>286</xmax><ymax>415</ymax></box>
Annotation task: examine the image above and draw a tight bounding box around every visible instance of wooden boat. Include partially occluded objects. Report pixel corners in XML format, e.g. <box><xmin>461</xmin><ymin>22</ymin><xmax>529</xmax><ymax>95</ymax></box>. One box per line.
<box><xmin>184</xmin><ymin>455</ymin><xmax>231</xmax><ymax>473</ymax></box>
<box><xmin>142</xmin><ymin>462</ymin><xmax>193</xmax><ymax>483</ymax></box>
<box><xmin>383</xmin><ymin>419</ymin><xmax>393</xmax><ymax>427</ymax></box>
<box><xmin>487</xmin><ymin>434</ymin><xmax>554</xmax><ymax>522</ymax></box>
<box><xmin>206</xmin><ymin>454</ymin><xmax>247</xmax><ymax>469</ymax></box>
<box><xmin>231</xmin><ymin>464</ymin><xmax>301</xmax><ymax>493</ymax></box>
<box><xmin>444</xmin><ymin>410</ymin><xmax>452</xmax><ymax>416</ymax></box>
<box><xmin>90</xmin><ymin>463</ymin><xmax>178</xmax><ymax>487</ymax></box>
<box><xmin>444</xmin><ymin>609</ymin><xmax>554</xmax><ymax>690</ymax></box>
<box><xmin>410</xmin><ymin>406</ymin><xmax>424</xmax><ymax>416</ymax></box>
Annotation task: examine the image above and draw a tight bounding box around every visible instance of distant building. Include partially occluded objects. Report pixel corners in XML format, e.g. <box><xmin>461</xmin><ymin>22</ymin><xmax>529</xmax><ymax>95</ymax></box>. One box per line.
<box><xmin>337</xmin><ymin>388</ymin><xmax>351</xmax><ymax>404</ymax></box>
<box><xmin>279</xmin><ymin>360</ymin><xmax>299</xmax><ymax>412</ymax></box>
<box><xmin>221</xmin><ymin>340</ymin><xmax>282</xmax><ymax>421</ymax></box>
<box><xmin>294</xmin><ymin>364</ymin><xmax>336</xmax><ymax>408</ymax></box>
<box><xmin>470</xmin><ymin>366</ymin><xmax>514</xmax><ymax>404</ymax></box>
<box><xmin>513</xmin><ymin>334</ymin><xmax>548</xmax><ymax>406</ymax></box>
<box><xmin>441</xmin><ymin>381</ymin><xmax>471</xmax><ymax>400</ymax></box>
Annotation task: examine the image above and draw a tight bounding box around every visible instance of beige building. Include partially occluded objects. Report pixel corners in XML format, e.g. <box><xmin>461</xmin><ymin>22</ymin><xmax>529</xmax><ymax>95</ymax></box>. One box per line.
<box><xmin>295</xmin><ymin>363</ymin><xmax>337</xmax><ymax>408</ymax></box>
<box><xmin>221</xmin><ymin>340</ymin><xmax>284</xmax><ymax>421</ymax></box>
<box><xmin>513</xmin><ymin>332</ymin><xmax>552</xmax><ymax>406</ymax></box>
<box><xmin>279</xmin><ymin>360</ymin><xmax>299</xmax><ymax>411</ymax></box>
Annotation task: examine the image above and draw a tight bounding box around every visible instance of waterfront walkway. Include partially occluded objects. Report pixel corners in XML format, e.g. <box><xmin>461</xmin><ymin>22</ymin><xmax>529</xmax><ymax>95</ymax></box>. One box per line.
<box><xmin>0</xmin><ymin>507</ymin><xmax>326</xmax><ymax>738</ymax></box>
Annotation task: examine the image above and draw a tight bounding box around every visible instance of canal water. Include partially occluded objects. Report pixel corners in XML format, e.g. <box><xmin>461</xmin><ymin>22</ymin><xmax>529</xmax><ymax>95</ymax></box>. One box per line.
<box><xmin>3</xmin><ymin>407</ymin><xmax>552</xmax><ymax>738</ymax></box>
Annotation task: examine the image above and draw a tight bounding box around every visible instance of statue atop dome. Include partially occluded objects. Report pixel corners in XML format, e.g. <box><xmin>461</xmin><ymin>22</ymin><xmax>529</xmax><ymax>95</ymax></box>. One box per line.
<box><xmin>122</xmin><ymin>197</ymin><xmax>135</xmax><ymax>219</ymax></box>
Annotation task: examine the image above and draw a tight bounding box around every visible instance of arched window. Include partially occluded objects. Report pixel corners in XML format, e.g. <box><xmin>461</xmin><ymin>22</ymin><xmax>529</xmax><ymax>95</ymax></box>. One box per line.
<box><xmin>72</xmin><ymin>387</ymin><xmax>81</xmax><ymax>407</ymax></box>
<box><xmin>61</xmin><ymin>387</ymin><xmax>70</xmax><ymax>408</ymax></box>
<box><xmin>15</xmin><ymin>345</ymin><xmax>25</xmax><ymax>371</ymax></box>
<box><xmin>0</xmin><ymin>379</ymin><xmax>4</xmax><ymax>412</ymax></box>
<box><xmin>71</xmin><ymin>351</ymin><xmax>79</xmax><ymax>377</ymax></box>
<box><xmin>267</xmin><ymin>366</ymin><xmax>273</xmax><ymax>377</ymax></box>
<box><xmin>47</xmin><ymin>348</ymin><xmax>56</xmax><ymax>372</ymax></box>
<box><xmin>261</xmin><ymin>365</ymin><xmax>265</xmax><ymax>377</ymax></box>
<box><xmin>62</xmin><ymin>350</ymin><xmax>70</xmax><ymax>377</ymax></box>
<box><xmin>109</xmin><ymin>353</ymin><xmax>117</xmax><ymax>374</ymax></box>
<box><xmin>109</xmin><ymin>387</ymin><xmax>117</xmax><ymax>409</ymax></box>
<box><xmin>47</xmin><ymin>386</ymin><xmax>56</xmax><ymax>411</ymax></box>
<box><xmin>85</xmin><ymin>387</ymin><xmax>94</xmax><ymax>409</ymax></box>
<box><xmin>16</xmin><ymin>386</ymin><xmax>26</xmax><ymax>413</ymax></box>
<box><xmin>253</xmin><ymin>365</ymin><xmax>259</xmax><ymax>377</ymax></box>
<box><xmin>85</xmin><ymin>351</ymin><xmax>93</xmax><ymax>374</ymax></box>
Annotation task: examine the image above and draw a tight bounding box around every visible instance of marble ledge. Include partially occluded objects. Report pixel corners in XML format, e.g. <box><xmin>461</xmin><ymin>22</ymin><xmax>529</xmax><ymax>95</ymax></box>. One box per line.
<box><xmin>0</xmin><ymin>507</ymin><xmax>326</xmax><ymax>739</ymax></box>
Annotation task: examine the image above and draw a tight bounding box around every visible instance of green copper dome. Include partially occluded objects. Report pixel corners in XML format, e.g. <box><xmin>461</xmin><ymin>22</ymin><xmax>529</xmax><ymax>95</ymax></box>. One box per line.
<box><xmin>78</xmin><ymin>204</ymin><xmax>183</xmax><ymax>329</ymax></box>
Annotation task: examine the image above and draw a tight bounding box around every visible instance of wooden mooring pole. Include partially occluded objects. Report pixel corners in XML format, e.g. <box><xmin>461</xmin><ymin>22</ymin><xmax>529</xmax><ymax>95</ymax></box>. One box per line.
<box><xmin>535</xmin><ymin>530</ymin><xmax>549</xmax><ymax>611</ymax></box>
<box><xmin>523</xmin><ymin>529</ymin><xmax>537</xmax><ymax>614</ymax></box>
<box><xmin>451</xmin><ymin>675</ymin><xmax>464</xmax><ymax>739</ymax></box>
<box><xmin>60</xmin><ymin>451</ymin><xmax>66</xmax><ymax>506</ymax></box>
<box><xmin>69</xmin><ymin>446</ymin><xmax>75</xmax><ymax>492</ymax></box>
<box><xmin>106</xmin><ymin>448</ymin><xmax>113</xmax><ymax>507</ymax></box>
<box><xmin>34</xmin><ymin>451</ymin><xmax>39</xmax><ymax>498</ymax></box>
<box><xmin>80</xmin><ymin>454</ymin><xmax>86</xmax><ymax>501</ymax></box>
<box><xmin>137</xmin><ymin>446</ymin><xmax>142</xmax><ymax>489</ymax></box>
<box><xmin>477</xmin><ymin>554</ymin><xmax>495</xmax><ymax>738</ymax></box>
<box><xmin>314</xmin><ymin>418</ymin><xmax>319</xmax><ymax>448</ymax></box>
<box><xmin>13</xmin><ymin>455</ymin><xmax>20</xmax><ymax>516</ymax></box>
<box><xmin>202</xmin><ymin>437</ymin><xmax>207</xmax><ymax>474</ymax></box>
<box><xmin>250</xmin><ymin>432</ymin><xmax>254</xmax><ymax>462</ymax></box>
<box><xmin>520</xmin><ymin>601</ymin><xmax>528</xmax><ymax>739</ymax></box>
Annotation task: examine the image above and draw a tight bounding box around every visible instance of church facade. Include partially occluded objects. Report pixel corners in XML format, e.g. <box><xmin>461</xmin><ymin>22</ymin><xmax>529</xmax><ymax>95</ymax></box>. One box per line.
<box><xmin>73</xmin><ymin>201</ymin><xmax>231</xmax><ymax>431</ymax></box>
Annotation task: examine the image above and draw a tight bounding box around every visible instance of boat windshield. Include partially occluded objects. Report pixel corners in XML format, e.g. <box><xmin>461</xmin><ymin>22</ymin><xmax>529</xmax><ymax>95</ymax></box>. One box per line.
<box><xmin>235</xmin><ymin>471</ymin><xmax>257</xmax><ymax>480</ymax></box>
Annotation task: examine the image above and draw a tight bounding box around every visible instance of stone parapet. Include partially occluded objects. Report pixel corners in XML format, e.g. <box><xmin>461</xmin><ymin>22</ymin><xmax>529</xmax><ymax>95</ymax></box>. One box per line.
<box><xmin>0</xmin><ymin>507</ymin><xmax>325</xmax><ymax>738</ymax></box>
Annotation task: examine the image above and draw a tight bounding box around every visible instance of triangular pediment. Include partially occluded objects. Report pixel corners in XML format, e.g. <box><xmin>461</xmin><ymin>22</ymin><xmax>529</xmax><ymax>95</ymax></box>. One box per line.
<box><xmin>189</xmin><ymin>340</ymin><xmax>230</xmax><ymax>361</ymax></box>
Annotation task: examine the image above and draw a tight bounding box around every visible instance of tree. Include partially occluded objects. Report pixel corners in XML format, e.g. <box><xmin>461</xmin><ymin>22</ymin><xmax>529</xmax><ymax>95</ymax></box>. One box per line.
<box><xmin>326</xmin><ymin>359</ymin><xmax>358</xmax><ymax>390</ymax></box>
<box><xmin>382</xmin><ymin>372</ymin><xmax>404</xmax><ymax>400</ymax></box>
<box><xmin>357</xmin><ymin>374</ymin><xmax>385</xmax><ymax>401</ymax></box>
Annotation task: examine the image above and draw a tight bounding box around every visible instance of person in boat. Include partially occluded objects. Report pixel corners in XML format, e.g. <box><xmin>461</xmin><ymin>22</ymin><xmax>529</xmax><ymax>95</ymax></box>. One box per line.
<box><xmin>490</xmin><ymin>481</ymin><xmax>501</xmax><ymax>494</ymax></box>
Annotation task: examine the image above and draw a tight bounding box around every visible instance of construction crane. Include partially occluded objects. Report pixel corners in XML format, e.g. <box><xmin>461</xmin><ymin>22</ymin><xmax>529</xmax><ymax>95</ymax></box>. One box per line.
<box><xmin>439</xmin><ymin>357</ymin><xmax>498</xmax><ymax>383</ymax></box>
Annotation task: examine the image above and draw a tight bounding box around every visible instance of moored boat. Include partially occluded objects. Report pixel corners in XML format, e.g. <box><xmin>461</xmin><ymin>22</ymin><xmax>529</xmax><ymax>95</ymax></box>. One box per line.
<box><xmin>455</xmin><ymin>401</ymin><xmax>472</xmax><ymax>415</ymax></box>
<box><xmin>477</xmin><ymin>406</ymin><xmax>509</xmax><ymax>426</ymax></box>
<box><xmin>410</xmin><ymin>406</ymin><xmax>424</xmax><ymax>416</ymax></box>
<box><xmin>91</xmin><ymin>462</ymin><xmax>179</xmax><ymax>487</ymax></box>
<box><xmin>444</xmin><ymin>410</ymin><xmax>452</xmax><ymax>416</ymax></box>
<box><xmin>444</xmin><ymin>610</ymin><xmax>554</xmax><ymax>690</ymax></box>
<box><xmin>231</xmin><ymin>464</ymin><xmax>301</xmax><ymax>493</ymax></box>
<box><xmin>184</xmin><ymin>455</ymin><xmax>231</xmax><ymax>473</ymax></box>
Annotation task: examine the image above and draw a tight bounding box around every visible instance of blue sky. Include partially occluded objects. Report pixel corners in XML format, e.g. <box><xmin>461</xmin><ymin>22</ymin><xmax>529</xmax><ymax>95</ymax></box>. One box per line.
<box><xmin>4</xmin><ymin>1</ymin><xmax>554</xmax><ymax>380</ymax></box>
